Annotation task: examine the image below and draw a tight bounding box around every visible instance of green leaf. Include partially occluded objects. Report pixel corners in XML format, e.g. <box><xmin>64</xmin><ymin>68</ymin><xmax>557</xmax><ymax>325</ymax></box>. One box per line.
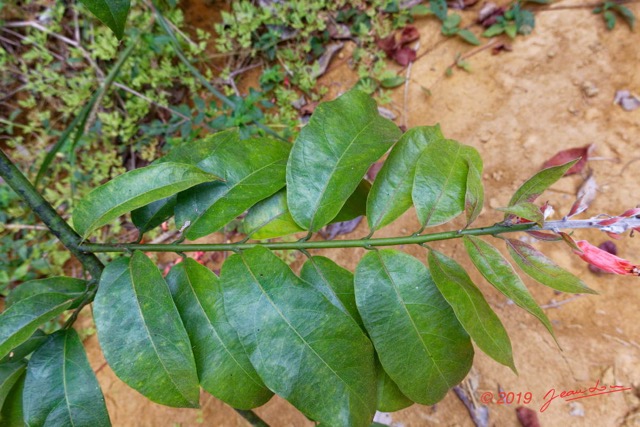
<box><xmin>507</xmin><ymin>159</ymin><xmax>578</xmax><ymax>211</ymax></box>
<box><xmin>0</xmin><ymin>370</ymin><xmax>25</xmax><ymax>427</ymax></box>
<box><xmin>463</xmin><ymin>236</ymin><xmax>556</xmax><ymax>341</ymax></box>
<box><xmin>457</xmin><ymin>29</ymin><xmax>481</xmax><ymax>45</ymax></box>
<box><xmin>300</xmin><ymin>256</ymin><xmax>364</xmax><ymax>329</ymax></box>
<box><xmin>604</xmin><ymin>10</ymin><xmax>617</xmax><ymax>29</ymax></box>
<box><xmin>505</xmin><ymin>22</ymin><xmax>518</xmax><ymax>38</ymax></box>
<box><xmin>221</xmin><ymin>246</ymin><xmax>377</xmax><ymax>427</ymax></box>
<box><xmin>131</xmin><ymin>195</ymin><xmax>177</xmax><ymax>234</ymax></box>
<box><xmin>410</xmin><ymin>4</ymin><xmax>433</xmax><ymax>16</ymax></box>
<box><xmin>23</xmin><ymin>330</ymin><xmax>110</xmax><ymax>426</ymax></box>
<box><xmin>93</xmin><ymin>252</ymin><xmax>199</xmax><ymax>407</ymax></box>
<box><xmin>612</xmin><ymin>4</ymin><xmax>636</xmax><ymax>29</ymax></box>
<box><xmin>376</xmin><ymin>366</ymin><xmax>413</xmax><ymax>412</ymax></box>
<box><xmin>0</xmin><ymin>293</ymin><xmax>73</xmax><ymax>360</ymax></box>
<box><xmin>286</xmin><ymin>89</ymin><xmax>400</xmax><ymax>231</ymax></box>
<box><xmin>355</xmin><ymin>250</ymin><xmax>473</xmax><ymax>403</ymax></box>
<box><xmin>166</xmin><ymin>259</ymin><xmax>273</xmax><ymax>409</ymax></box>
<box><xmin>428</xmin><ymin>249</ymin><xmax>516</xmax><ymax>372</ymax></box>
<box><xmin>430</xmin><ymin>0</ymin><xmax>448</xmax><ymax>21</ymax></box>
<box><xmin>367</xmin><ymin>126</ymin><xmax>442</xmax><ymax>231</ymax></box>
<box><xmin>0</xmin><ymin>330</ymin><xmax>47</xmax><ymax>364</ymax></box>
<box><xmin>176</xmin><ymin>136</ymin><xmax>291</xmax><ymax>239</ymax></box>
<box><xmin>331</xmin><ymin>179</ymin><xmax>371</xmax><ymax>223</ymax></box>
<box><xmin>413</xmin><ymin>139</ymin><xmax>479</xmax><ymax>227</ymax></box>
<box><xmin>78</xmin><ymin>0</ymin><xmax>130</xmax><ymax>39</ymax></box>
<box><xmin>6</xmin><ymin>277</ymin><xmax>87</xmax><ymax>309</ymax></box>
<box><xmin>0</xmin><ymin>360</ymin><xmax>26</xmax><ymax>410</ymax></box>
<box><xmin>464</xmin><ymin>152</ymin><xmax>484</xmax><ymax>227</ymax></box>
<box><xmin>242</xmin><ymin>190</ymin><xmax>304</xmax><ymax>239</ymax></box>
<box><xmin>442</xmin><ymin>13</ymin><xmax>461</xmax><ymax>30</ymax></box>
<box><xmin>505</xmin><ymin>239</ymin><xmax>597</xmax><ymax>294</ymax></box>
<box><xmin>496</xmin><ymin>202</ymin><xmax>544</xmax><ymax>225</ymax></box>
<box><xmin>380</xmin><ymin>76</ymin><xmax>406</xmax><ymax>88</ymax></box>
<box><xmin>73</xmin><ymin>162</ymin><xmax>218</xmax><ymax>238</ymax></box>
<box><xmin>483</xmin><ymin>24</ymin><xmax>505</xmax><ymax>37</ymax></box>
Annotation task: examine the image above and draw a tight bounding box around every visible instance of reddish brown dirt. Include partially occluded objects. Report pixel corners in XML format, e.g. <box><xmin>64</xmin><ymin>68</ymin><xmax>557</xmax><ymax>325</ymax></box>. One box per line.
<box><xmin>85</xmin><ymin>1</ymin><xmax>640</xmax><ymax>426</ymax></box>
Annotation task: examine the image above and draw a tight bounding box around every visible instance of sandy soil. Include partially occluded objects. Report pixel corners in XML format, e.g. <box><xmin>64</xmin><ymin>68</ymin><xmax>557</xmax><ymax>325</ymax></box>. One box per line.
<box><xmin>85</xmin><ymin>1</ymin><xmax>640</xmax><ymax>425</ymax></box>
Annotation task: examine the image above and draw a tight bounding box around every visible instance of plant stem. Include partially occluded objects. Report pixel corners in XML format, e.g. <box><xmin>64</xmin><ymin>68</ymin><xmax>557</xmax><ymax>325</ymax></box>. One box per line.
<box><xmin>0</xmin><ymin>149</ymin><xmax>104</xmax><ymax>279</ymax></box>
<box><xmin>77</xmin><ymin>217</ymin><xmax>640</xmax><ymax>253</ymax></box>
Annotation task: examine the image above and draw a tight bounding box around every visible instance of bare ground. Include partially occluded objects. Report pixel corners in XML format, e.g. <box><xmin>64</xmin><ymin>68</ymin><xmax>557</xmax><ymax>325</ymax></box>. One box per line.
<box><xmin>85</xmin><ymin>1</ymin><xmax>640</xmax><ymax>425</ymax></box>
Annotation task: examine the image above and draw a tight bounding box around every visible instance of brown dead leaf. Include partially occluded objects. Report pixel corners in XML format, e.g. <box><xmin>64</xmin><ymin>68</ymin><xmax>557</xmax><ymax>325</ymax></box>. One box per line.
<box><xmin>399</xmin><ymin>25</ymin><xmax>420</xmax><ymax>44</ymax></box>
<box><xmin>516</xmin><ymin>406</ymin><xmax>540</xmax><ymax>427</ymax></box>
<box><xmin>567</xmin><ymin>173</ymin><xmax>597</xmax><ymax>218</ymax></box>
<box><xmin>541</xmin><ymin>143</ymin><xmax>595</xmax><ymax>176</ymax></box>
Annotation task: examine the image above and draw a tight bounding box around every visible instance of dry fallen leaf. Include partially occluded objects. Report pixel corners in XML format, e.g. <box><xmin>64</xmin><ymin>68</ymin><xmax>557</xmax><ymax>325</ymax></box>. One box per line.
<box><xmin>567</xmin><ymin>173</ymin><xmax>597</xmax><ymax>218</ymax></box>
<box><xmin>319</xmin><ymin>217</ymin><xmax>363</xmax><ymax>240</ymax></box>
<box><xmin>516</xmin><ymin>406</ymin><xmax>540</xmax><ymax>427</ymax></box>
<box><xmin>541</xmin><ymin>143</ymin><xmax>595</xmax><ymax>176</ymax></box>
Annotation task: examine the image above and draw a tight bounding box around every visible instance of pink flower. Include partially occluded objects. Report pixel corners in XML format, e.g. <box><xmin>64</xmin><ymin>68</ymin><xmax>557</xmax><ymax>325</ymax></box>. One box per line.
<box><xmin>574</xmin><ymin>240</ymin><xmax>640</xmax><ymax>276</ymax></box>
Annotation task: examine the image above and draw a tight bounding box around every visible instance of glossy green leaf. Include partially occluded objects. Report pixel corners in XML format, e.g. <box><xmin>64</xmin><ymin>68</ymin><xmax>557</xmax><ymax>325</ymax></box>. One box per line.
<box><xmin>221</xmin><ymin>246</ymin><xmax>377</xmax><ymax>427</ymax></box>
<box><xmin>464</xmin><ymin>153</ymin><xmax>484</xmax><ymax>227</ymax></box>
<box><xmin>242</xmin><ymin>190</ymin><xmax>304</xmax><ymax>239</ymax></box>
<box><xmin>355</xmin><ymin>250</ymin><xmax>473</xmax><ymax>403</ymax></box>
<box><xmin>457</xmin><ymin>29</ymin><xmax>481</xmax><ymax>45</ymax></box>
<box><xmin>413</xmin><ymin>139</ymin><xmax>481</xmax><ymax>227</ymax></box>
<box><xmin>0</xmin><ymin>360</ymin><xmax>26</xmax><ymax>410</ymax></box>
<box><xmin>507</xmin><ymin>159</ymin><xmax>578</xmax><ymax>210</ymax></box>
<box><xmin>428</xmin><ymin>249</ymin><xmax>516</xmax><ymax>372</ymax></box>
<box><xmin>176</xmin><ymin>136</ymin><xmax>291</xmax><ymax>239</ymax></box>
<box><xmin>23</xmin><ymin>329</ymin><xmax>110</xmax><ymax>426</ymax></box>
<box><xmin>0</xmin><ymin>330</ymin><xmax>47</xmax><ymax>364</ymax></box>
<box><xmin>78</xmin><ymin>0</ymin><xmax>129</xmax><ymax>39</ymax></box>
<box><xmin>300</xmin><ymin>256</ymin><xmax>364</xmax><ymax>329</ymax></box>
<box><xmin>505</xmin><ymin>238</ymin><xmax>596</xmax><ymax>294</ymax></box>
<box><xmin>367</xmin><ymin>126</ymin><xmax>442</xmax><ymax>231</ymax></box>
<box><xmin>93</xmin><ymin>252</ymin><xmax>199</xmax><ymax>407</ymax></box>
<box><xmin>463</xmin><ymin>236</ymin><xmax>556</xmax><ymax>341</ymax></box>
<box><xmin>0</xmin><ymin>371</ymin><xmax>25</xmax><ymax>427</ymax></box>
<box><xmin>0</xmin><ymin>293</ymin><xmax>73</xmax><ymax>360</ymax></box>
<box><xmin>380</xmin><ymin>76</ymin><xmax>406</xmax><ymax>89</ymax></box>
<box><xmin>287</xmin><ymin>89</ymin><xmax>401</xmax><ymax>231</ymax></box>
<box><xmin>6</xmin><ymin>277</ymin><xmax>87</xmax><ymax>309</ymax></box>
<box><xmin>73</xmin><ymin>162</ymin><xmax>218</xmax><ymax>238</ymax></box>
<box><xmin>331</xmin><ymin>179</ymin><xmax>371</xmax><ymax>223</ymax></box>
<box><xmin>131</xmin><ymin>195</ymin><xmax>177</xmax><ymax>234</ymax></box>
<box><xmin>166</xmin><ymin>259</ymin><xmax>273</xmax><ymax>409</ymax></box>
<box><xmin>496</xmin><ymin>202</ymin><xmax>544</xmax><ymax>225</ymax></box>
<box><xmin>376</xmin><ymin>366</ymin><xmax>412</xmax><ymax>412</ymax></box>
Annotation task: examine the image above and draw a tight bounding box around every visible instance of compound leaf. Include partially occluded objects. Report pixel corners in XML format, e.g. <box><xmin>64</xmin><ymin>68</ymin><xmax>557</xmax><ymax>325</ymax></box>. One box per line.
<box><xmin>287</xmin><ymin>89</ymin><xmax>400</xmax><ymax>231</ymax></box>
<box><xmin>0</xmin><ymin>293</ymin><xmax>73</xmax><ymax>360</ymax></box>
<box><xmin>73</xmin><ymin>162</ymin><xmax>218</xmax><ymax>238</ymax></box>
<box><xmin>78</xmin><ymin>0</ymin><xmax>129</xmax><ymax>39</ymax></box>
<box><xmin>166</xmin><ymin>259</ymin><xmax>273</xmax><ymax>409</ymax></box>
<box><xmin>93</xmin><ymin>252</ymin><xmax>199</xmax><ymax>408</ymax></box>
<box><xmin>428</xmin><ymin>249</ymin><xmax>516</xmax><ymax>373</ymax></box>
<box><xmin>505</xmin><ymin>238</ymin><xmax>596</xmax><ymax>294</ymax></box>
<box><xmin>175</xmin><ymin>136</ymin><xmax>291</xmax><ymax>239</ymax></box>
<box><xmin>221</xmin><ymin>246</ymin><xmax>377</xmax><ymax>427</ymax></box>
<box><xmin>463</xmin><ymin>236</ymin><xmax>556</xmax><ymax>341</ymax></box>
<box><xmin>23</xmin><ymin>329</ymin><xmax>110</xmax><ymax>427</ymax></box>
<box><xmin>367</xmin><ymin>126</ymin><xmax>442</xmax><ymax>231</ymax></box>
<box><xmin>355</xmin><ymin>250</ymin><xmax>473</xmax><ymax>404</ymax></box>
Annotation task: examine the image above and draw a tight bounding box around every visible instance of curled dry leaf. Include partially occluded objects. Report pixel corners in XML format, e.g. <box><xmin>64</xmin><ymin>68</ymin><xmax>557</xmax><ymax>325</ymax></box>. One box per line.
<box><xmin>399</xmin><ymin>25</ymin><xmax>420</xmax><ymax>44</ymax></box>
<box><xmin>614</xmin><ymin>90</ymin><xmax>640</xmax><ymax>111</ymax></box>
<box><xmin>492</xmin><ymin>43</ymin><xmax>512</xmax><ymax>55</ymax></box>
<box><xmin>478</xmin><ymin>3</ymin><xmax>505</xmax><ymax>27</ymax></box>
<box><xmin>567</xmin><ymin>173</ymin><xmax>597</xmax><ymax>218</ymax></box>
<box><xmin>376</xmin><ymin>25</ymin><xmax>419</xmax><ymax>66</ymax></box>
<box><xmin>312</xmin><ymin>42</ymin><xmax>344</xmax><ymax>79</ymax></box>
<box><xmin>541</xmin><ymin>144</ymin><xmax>595</xmax><ymax>176</ymax></box>
<box><xmin>319</xmin><ymin>216</ymin><xmax>363</xmax><ymax>240</ymax></box>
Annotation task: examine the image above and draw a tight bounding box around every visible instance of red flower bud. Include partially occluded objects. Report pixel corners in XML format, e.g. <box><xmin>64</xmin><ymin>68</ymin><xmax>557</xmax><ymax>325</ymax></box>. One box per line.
<box><xmin>574</xmin><ymin>240</ymin><xmax>640</xmax><ymax>276</ymax></box>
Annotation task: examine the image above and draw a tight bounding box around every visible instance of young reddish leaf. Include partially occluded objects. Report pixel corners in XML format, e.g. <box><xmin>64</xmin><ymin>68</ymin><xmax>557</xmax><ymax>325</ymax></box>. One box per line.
<box><xmin>507</xmin><ymin>159</ymin><xmax>579</xmax><ymax>213</ymax></box>
<box><xmin>541</xmin><ymin>144</ymin><xmax>594</xmax><ymax>176</ymax></box>
<box><xmin>516</xmin><ymin>406</ymin><xmax>541</xmax><ymax>427</ymax></box>
<box><xmin>428</xmin><ymin>249</ymin><xmax>516</xmax><ymax>373</ymax></box>
<box><xmin>505</xmin><ymin>239</ymin><xmax>597</xmax><ymax>294</ymax></box>
<box><xmin>463</xmin><ymin>236</ymin><xmax>556</xmax><ymax>343</ymax></box>
<box><xmin>496</xmin><ymin>202</ymin><xmax>544</xmax><ymax>226</ymax></box>
<box><xmin>574</xmin><ymin>240</ymin><xmax>640</xmax><ymax>276</ymax></box>
<box><xmin>399</xmin><ymin>25</ymin><xmax>420</xmax><ymax>44</ymax></box>
<box><xmin>377</xmin><ymin>34</ymin><xmax>398</xmax><ymax>56</ymax></box>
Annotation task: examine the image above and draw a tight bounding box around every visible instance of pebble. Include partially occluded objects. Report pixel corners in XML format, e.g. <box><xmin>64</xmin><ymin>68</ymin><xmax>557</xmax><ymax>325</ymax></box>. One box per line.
<box><xmin>582</xmin><ymin>81</ymin><xmax>599</xmax><ymax>97</ymax></box>
<box><xmin>479</xmin><ymin>131</ymin><xmax>492</xmax><ymax>143</ymax></box>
